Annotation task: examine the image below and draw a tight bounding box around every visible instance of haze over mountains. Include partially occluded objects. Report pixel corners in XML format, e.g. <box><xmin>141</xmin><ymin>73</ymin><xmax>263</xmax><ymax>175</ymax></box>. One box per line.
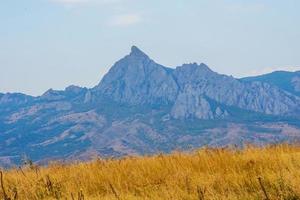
<box><xmin>1</xmin><ymin>46</ymin><xmax>300</xmax><ymax>166</ymax></box>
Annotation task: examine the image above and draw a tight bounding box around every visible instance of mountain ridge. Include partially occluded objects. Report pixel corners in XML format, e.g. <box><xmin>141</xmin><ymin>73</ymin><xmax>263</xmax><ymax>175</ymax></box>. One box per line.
<box><xmin>241</xmin><ymin>70</ymin><xmax>300</xmax><ymax>96</ymax></box>
<box><xmin>96</xmin><ymin>46</ymin><xmax>300</xmax><ymax>118</ymax></box>
<box><xmin>1</xmin><ymin>46</ymin><xmax>300</xmax><ymax>166</ymax></box>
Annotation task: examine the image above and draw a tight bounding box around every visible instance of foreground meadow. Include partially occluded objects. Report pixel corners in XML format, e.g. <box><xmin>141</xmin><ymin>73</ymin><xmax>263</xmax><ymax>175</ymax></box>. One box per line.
<box><xmin>1</xmin><ymin>145</ymin><xmax>300</xmax><ymax>200</ymax></box>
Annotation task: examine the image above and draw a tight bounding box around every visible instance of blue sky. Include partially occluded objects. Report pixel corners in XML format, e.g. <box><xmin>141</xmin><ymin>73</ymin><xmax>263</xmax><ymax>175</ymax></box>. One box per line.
<box><xmin>0</xmin><ymin>0</ymin><xmax>299</xmax><ymax>96</ymax></box>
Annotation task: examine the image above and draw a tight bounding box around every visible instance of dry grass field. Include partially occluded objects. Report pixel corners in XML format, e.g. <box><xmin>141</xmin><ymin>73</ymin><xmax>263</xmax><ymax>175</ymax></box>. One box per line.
<box><xmin>1</xmin><ymin>145</ymin><xmax>300</xmax><ymax>200</ymax></box>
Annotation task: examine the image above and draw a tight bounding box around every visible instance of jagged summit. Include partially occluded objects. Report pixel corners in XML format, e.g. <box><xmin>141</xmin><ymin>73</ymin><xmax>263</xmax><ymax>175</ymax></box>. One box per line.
<box><xmin>129</xmin><ymin>45</ymin><xmax>149</xmax><ymax>58</ymax></box>
<box><xmin>175</xmin><ymin>62</ymin><xmax>213</xmax><ymax>72</ymax></box>
<box><xmin>96</xmin><ymin>45</ymin><xmax>178</xmax><ymax>104</ymax></box>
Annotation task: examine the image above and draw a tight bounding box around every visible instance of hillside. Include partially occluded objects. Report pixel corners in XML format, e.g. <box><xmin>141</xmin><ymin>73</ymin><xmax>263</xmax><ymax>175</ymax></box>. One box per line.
<box><xmin>1</xmin><ymin>46</ymin><xmax>300</xmax><ymax>166</ymax></box>
<box><xmin>1</xmin><ymin>145</ymin><xmax>300</xmax><ymax>199</ymax></box>
<box><xmin>241</xmin><ymin>70</ymin><xmax>300</xmax><ymax>96</ymax></box>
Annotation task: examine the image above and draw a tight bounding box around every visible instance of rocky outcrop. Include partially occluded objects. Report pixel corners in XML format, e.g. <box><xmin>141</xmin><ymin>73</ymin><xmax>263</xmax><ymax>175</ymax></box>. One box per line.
<box><xmin>95</xmin><ymin>46</ymin><xmax>178</xmax><ymax>105</ymax></box>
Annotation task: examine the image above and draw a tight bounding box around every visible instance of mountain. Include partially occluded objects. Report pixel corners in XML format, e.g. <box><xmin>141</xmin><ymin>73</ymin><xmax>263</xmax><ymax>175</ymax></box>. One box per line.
<box><xmin>1</xmin><ymin>46</ymin><xmax>300</xmax><ymax>166</ymax></box>
<box><xmin>94</xmin><ymin>46</ymin><xmax>178</xmax><ymax>105</ymax></box>
<box><xmin>96</xmin><ymin>46</ymin><xmax>300</xmax><ymax>118</ymax></box>
<box><xmin>241</xmin><ymin>71</ymin><xmax>300</xmax><ymax>96</ymax></box>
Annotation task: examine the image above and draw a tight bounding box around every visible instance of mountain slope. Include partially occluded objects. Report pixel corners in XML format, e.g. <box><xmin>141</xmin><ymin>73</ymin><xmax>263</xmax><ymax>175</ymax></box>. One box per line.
<box><xmin>1</xmin><ymin>46</ymin><xmax>300</xmax><ymax>166</ymax></box>
<box><xmin>241</xmin><ymin>70</ymin><xmax>300</xmax><ymax>96</ymax></box>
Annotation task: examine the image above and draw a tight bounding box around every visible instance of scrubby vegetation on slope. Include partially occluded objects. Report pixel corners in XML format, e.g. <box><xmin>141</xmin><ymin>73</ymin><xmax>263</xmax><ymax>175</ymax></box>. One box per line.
<box><xmin>1</xmin><ymin>145</ymin><xmax>300</xmax><ymax>199</ymax></box>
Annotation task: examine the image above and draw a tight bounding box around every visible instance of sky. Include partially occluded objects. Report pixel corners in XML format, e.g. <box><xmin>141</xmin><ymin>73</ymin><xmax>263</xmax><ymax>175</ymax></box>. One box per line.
<box><xmin>0</xmin><ymin>0</ymin><xmax>300</xmax><ymax>96</ymax></box>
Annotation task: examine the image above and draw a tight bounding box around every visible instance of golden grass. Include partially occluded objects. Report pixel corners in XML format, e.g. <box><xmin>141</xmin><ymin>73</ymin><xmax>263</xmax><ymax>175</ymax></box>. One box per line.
<box><xmin>1</xmin><ymin>145</ymin><xmax>300</xmax><ymax>200</ymax></box>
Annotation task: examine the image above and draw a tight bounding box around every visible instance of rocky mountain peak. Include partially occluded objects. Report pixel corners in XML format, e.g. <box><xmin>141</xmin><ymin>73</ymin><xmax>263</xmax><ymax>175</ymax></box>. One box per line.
<box><xmin>129</xmin><ymin>45</ymin><xmax>149</xmax><ymax>59</ymax></box>
<box><xmin>173</xmin><ymin>62</ymin><xmax>217</xmax><ymax>87</ymax></box>
<box><xmin>65</xmin><ymin>85</ymin><xmax>86</xmax><ymax>94</ymax></box>
<box><xmin>95</xmin><ymin>46</ymin><xmax>178</xmax><ymax>104</ymax></box>
<box><xmin>176</xmin><ymin>62</ymin><xmax>213</xmax><ymax>73</ymax></box>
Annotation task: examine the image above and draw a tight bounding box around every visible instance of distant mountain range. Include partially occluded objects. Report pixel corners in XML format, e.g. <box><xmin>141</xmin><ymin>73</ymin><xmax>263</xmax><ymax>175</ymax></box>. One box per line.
<box><xmin>1</xmin><ymin>46</ymin><xmax>300</xmax><ymax>166</ymax></box>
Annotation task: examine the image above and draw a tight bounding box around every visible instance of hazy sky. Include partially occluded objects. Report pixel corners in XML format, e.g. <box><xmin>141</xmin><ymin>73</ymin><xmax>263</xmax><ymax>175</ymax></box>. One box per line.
<box><xmin>1</xmin><ymin>0</ymin><xmax>300</xmax><ymax>96</ymax></box>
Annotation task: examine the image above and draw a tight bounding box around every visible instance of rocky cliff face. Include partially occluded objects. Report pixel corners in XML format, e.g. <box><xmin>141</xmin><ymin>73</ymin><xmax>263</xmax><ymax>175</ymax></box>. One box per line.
<box><xmin>96</xmin><ymin>46</ymin><xmax>300</xmax><ymax>119</ymax></box>
<box><xmin>95</xmin><ymin>46</ymin><xmax>178</xmax><ymax>105</ymax></box>
<box><xmin>0</xmin><ymin>46</ymin><xmax>300</xmax><ymax>166</ymax></box>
